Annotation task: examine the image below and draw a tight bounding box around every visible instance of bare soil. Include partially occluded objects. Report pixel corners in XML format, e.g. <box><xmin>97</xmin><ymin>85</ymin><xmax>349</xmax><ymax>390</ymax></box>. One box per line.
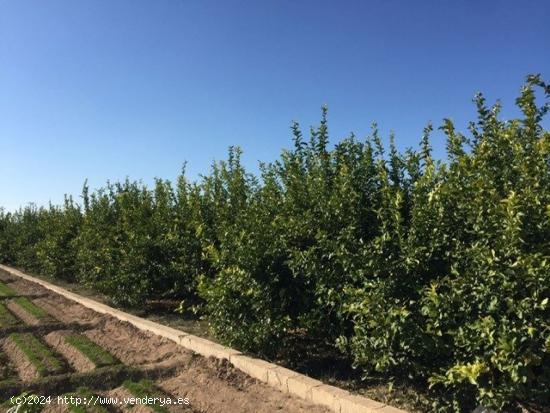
<box><xmin>34</xmin><ymin>296</ymin><xmax>102</xmax><ymax>325</ymax></box>
<box><xmin>83</xmin><ymin>320</ymin><xmax>187</xmax><ymax>366</ymax></box>
<box><xmin>0</xmin><ymin>270</ymin><xmax>330</xmax><ymax>413</ymax></box>
<box><xmin>44</xmin><ymin>331</ymin><xmax>96</xmax><ymax>372</ymax></box>
<box><xmin>1</xmin><ymin>336</ymin><xmax>40</xmax><ymax>381</ymax></box>
<box><xmin>158</xmin><ymin>357</ymin><xmax>321</xmax><ymax>413</ymax></box>
<box><xmin>5</xmin><ymin>300</ymin><xmax>43</xmax><ymax>325</ymax></box>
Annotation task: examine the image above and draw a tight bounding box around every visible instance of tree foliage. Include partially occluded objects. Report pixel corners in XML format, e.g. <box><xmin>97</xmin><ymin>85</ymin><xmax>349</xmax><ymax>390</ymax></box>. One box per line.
<box><xmin>1</xmin><ymin>76</ymin><xmax>549</xmax><ymax>411</ymax></box>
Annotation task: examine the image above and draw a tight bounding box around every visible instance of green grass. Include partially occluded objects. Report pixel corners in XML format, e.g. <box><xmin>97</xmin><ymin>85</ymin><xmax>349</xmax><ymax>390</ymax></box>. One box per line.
<box><xmin>65</xmin><ymin>334</ymin><xmax>118</xmax><ymax>368</ymax></box>
<box><xmin>0</xmin><ymin>302</ymin><xmax>18</xmax><ymax>327</ymax></box>
<box><xmin>0</xmin><ymin>281</ymin><xmax>16</xmax><ymax>297</ymax></box>
<box><xmin>10</xmin><ymin>333</ymin><xmax>65</xmax><ymax>376</ymax></box>
<box><xmin>123</xmin><ymin>380</ymin><xmax>170</xmax><ymax>413</ymax></box>
<box><xmin>14</xmin><ymin>297</ymin><xmax>50</xmax><ymax>320</ymax></box>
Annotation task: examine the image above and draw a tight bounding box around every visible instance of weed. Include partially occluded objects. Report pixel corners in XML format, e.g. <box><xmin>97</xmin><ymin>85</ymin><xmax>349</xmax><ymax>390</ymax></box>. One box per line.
<box><xmin>0</xmin><ymin>303</ymin><xmax>17</xmax><ymax>327</ymax></box>
<box><xmin>13</xmin><ymin>298</ymin><xmax>49</xmax><ymax>320</ymax></box>
<box><xmin>0</xmin><ymin>282</ymin><xmax>15</xmax><ymax>297</ymax></box>
<box><xmin>10</xmin><ymin>333</ymin><xmax>65</xmax><ymax>376</ymax></box>
<box><xmin>65</xmin><ymin>335</ymin><xmax>118</xmax><ymax>368</ymax></box>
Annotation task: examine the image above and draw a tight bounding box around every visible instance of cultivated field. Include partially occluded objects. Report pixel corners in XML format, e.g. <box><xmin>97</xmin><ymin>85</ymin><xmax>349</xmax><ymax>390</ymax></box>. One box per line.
<box><xmin>0</xmin><ymin>270</ymin><xmax>329</xmax><ymax>413</ymax></box>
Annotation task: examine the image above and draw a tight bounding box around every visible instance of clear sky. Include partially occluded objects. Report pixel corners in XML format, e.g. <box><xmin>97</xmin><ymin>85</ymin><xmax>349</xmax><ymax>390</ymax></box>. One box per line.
<box><xmin>1</xmin><ymin>0</ymin><xmax>549</xmax><ymax>211</ymax></box>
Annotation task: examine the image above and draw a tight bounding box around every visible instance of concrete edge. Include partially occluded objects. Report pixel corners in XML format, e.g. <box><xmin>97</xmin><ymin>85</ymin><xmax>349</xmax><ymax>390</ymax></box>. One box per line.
<box><xmin>0</xmin><ymin>264</ymin><xmax>409</xmax><ymax>413</ymax></box>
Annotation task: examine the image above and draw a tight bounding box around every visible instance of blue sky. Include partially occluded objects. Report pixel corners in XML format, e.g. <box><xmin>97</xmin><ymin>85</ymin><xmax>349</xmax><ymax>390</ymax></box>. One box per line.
<box><xmin>1</xmin><ymin>0</ymin><xmax>549</xmax><ymax>211</ymax></box>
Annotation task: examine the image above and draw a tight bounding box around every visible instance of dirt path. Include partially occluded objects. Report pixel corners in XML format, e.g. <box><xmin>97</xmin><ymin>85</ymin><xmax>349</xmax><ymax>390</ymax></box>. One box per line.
<box><xmin>0</xmin><ymin>272</ymin><xmax>330</xmax><ymax>413</ymax></box>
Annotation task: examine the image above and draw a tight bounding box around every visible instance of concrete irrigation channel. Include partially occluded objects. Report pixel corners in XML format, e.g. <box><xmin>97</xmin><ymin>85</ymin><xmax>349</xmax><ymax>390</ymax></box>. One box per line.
<box><xmin>0</xmin><ymin>265</ymin><xmax>406</xmax><ymax>413</ymax></box>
